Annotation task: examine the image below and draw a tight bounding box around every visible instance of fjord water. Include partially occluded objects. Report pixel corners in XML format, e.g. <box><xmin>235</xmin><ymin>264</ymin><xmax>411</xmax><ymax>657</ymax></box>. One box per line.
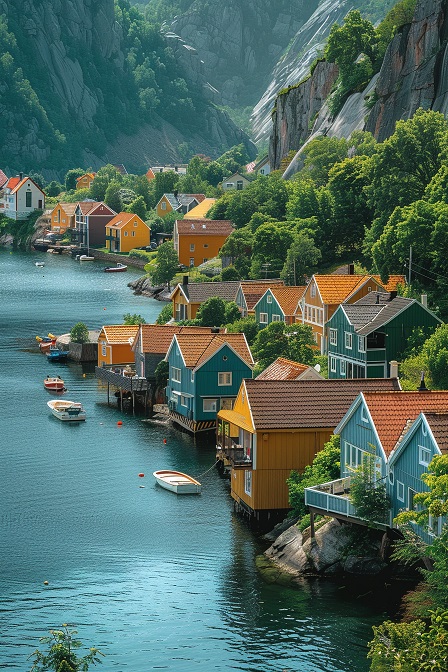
<box><xmin>1</xmin><ymin>250</ymin><xmax>392</xmax><ymax>671</ymax></box>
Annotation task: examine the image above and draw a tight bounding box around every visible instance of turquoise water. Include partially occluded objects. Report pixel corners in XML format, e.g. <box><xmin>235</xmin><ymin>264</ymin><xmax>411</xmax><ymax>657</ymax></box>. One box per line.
<box><xmin>0</xmin><ymin>250</ymin><xmax>395</xmax><ymax>671</ymax></box>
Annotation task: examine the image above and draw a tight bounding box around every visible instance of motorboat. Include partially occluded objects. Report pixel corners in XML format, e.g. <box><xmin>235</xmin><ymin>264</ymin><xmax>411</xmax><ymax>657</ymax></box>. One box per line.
<box><xmin>47</xmin><ymin>399</ymin><xmax>86</xmax><ymax>421</ymax></box>
<box><xmin>36</xmin><ymin>334</ymin><xmax>57</xmax><ymax>352</ymax></box>
<box><xmin>44</xmin><ymin>376</ymin><xmax>66</xmax><ymax>392</ymax></box>
<box><xmin>153</xmin><ymin>470</ymin><xmax>201</xmax><ymax>494</ymax></box>
<box><xmin>46</xmin><ymin>346</ymin><xmax>68</xmax><ymax>362</ymax></box>
<box><xmin>104</xmin><ymin>263</ymin><xmax>127</xmax><ymax>272</ymax></box>
<box><xmin>35</xmin><ymin>261</ymin><xmax>45</xmax><ymax>267</ymax></box>
<box><xmin>78</xmin><ymin>254</ymin><xmax>95</xmax><ymax>261</ymax></box>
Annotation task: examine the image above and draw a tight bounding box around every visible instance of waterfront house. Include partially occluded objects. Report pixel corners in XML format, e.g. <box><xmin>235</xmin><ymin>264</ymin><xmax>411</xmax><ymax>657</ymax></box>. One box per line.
<box><xmin>173</xmin><ymin>219</ymin><xmax>234</xmax><ymax>267</ymax></box>
<box><xmin>97</xmin><ymin>324</ymin><xmax>140</xmax><ymax>367</ymax></box>
<box><xmin>235</xmin><ymin>280</ymin><xmax>284</xmax><ymax>317</ymax></box>
<box><xmin>170</xmin><ymin>277</ymin><xmax>240</xmax><ymax>321</ymax></box>
<box><xmin>73</xmin><ymin>201</ymin><xmax>116</xmax><ymax>248</ymax></box>
<box><xmin>105</xmin><ymin>212</ymin><xmax>151</xmax><ymax>253</ymax></box>
<box><xmin>327</xmin><ymin>292</ymin><xmax>441</xmax><ymax>379</ymax></box>
<box><xmin>305</xmin><ymin>389</ymin><xmax>448</xmax><ymax>540</ymax></box>
<box><xmin>216</xmin><ymin>377</ymin><xmax>400</xmax><ymax>529</ymax></box>
<box><xmin>1</xmin><ymin>175</ymin><xmax>45</xmax><ymax>220</ymax></box>
<box><xmin>221</xmin><ymin>172</ymin><xmax>250</xmax><ymax>191</ymax></box>
<box><xmin>76</xmin><ymin>172</ymin><xmax>96</xmax><ymax>190</ymax></box>
<box><xmin>165</xmin><ymin>332</ymin><xmax>254</xmax><ymax>433</ymax></box>
<box><xmin>156</xmin><ymin>192</ymin><xmax>205</xmax><ymax>218</ymax></box>
<box><xmin>255</xmin><ymin>357</ymin><xmax>323</xmax><ymax>381</ymax></box>
<box><xmin>254</xmin><ymin>286</ymin><xmax>306</xmax><ymax>328</ymax></box>
<box><xmin>299</xmin><ymin>273</ymin><xmax>406</xmax><ymax>353</ymax></box>
<box><xmin>183</xmin><ymin>198</ymin><xmax>216</xmax><ymax>219</ymax></box>
<box><xmin>49</xmin><ymin>203</ymin><xmax>77</xmax><ymax>233</ymax></box>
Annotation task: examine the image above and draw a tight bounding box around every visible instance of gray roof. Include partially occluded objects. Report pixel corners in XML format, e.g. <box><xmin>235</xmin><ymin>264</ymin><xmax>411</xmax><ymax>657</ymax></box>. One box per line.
<box><xmin>343</xmin><ymin>296</ymin><xmax>415</xmax><ymax>335</ymax></box>
<box><xmin>179</xmin><ymin>281</ymin><xmax>240</xmax><ymax>303</ymax></box>
<box><xmin>342</xmin><ymin>304</ymin><xmax>383</xmax><ymax>330</ymax></box>
<box><xmin>165</xmin><ymin>194</ymin><xmax>199</xmax><ymax>209</ymax></box>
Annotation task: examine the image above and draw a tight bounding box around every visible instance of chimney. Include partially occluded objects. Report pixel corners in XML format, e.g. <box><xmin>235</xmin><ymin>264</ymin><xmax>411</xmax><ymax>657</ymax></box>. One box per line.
<box><xmin>173</xmin><ymin>190</ymin><xmax>178</xmax><ymax>199</ymax></box>
<box><xmin>19</xmin><ymin>172</ymin><xmax>23</xmax><ymax>181</ymax></box>
<box><xmin>376</xmin><ymin>293</ymin><xmax>380</xmax><ymax>304</ymax></box>
<box><xmin>421</xmin><ymin>294</ymin><xmax>428</xmax><ymax>308</ymax></box>
<box><xmin>211</xmin><ymin>327</ymin><xmax>220</xmax><ymax>333</ymax></box>
<box><xmin>418</xmin><ymin>371</ymin><xmax>429</xmax><ymax>392</ymax></box>
<box><xmin>348</xmin><ymin>263</ymin><xmax>354</xmax><ymax>275</ymax></box>
<box><xmin>182</xmin><ymin>275</ymin><xmax>188</xmax><ymax>286</ymax></box>
<box><xmin>389</xmin><ymin>290</ymin><xmax>397</xmax><ymax>301</ymax></box>
<box><xmin>389</xmin><ymin>360</ymin><xmax>399</xmax><ymax>379</ymax></box>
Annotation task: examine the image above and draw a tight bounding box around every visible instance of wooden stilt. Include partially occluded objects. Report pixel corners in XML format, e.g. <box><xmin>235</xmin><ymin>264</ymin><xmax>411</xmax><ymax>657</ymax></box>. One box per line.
<box><xmin>107</xmin><ymin>382</ymin><xmax>110</xmax><ymax>406</ymax></box>
<box><xmin>310</xmin><ymin>510</ymin><xmax>315</xmax><ymax>539</ymax></box>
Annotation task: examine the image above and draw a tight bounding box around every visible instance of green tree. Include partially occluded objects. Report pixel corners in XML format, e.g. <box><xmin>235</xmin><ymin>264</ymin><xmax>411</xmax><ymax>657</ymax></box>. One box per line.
<box><xmin>123</xmin><ymin>313</ymin><xmax>146</xmax><ymax>325</ymax></box>
<box><xmin>220</xmin><ymin>265</ymin><xmax>240</xmax><ymax>281</ymax></box>
<box><xmin>196</xmin><ymin>297</ymin><xmax>227</xmax><ymax>326</ymax></box>
<box><xmin>70</xmin><ymin>322</ymin><xmax>89</xmax><ymax>344</ymax></box>
<box><xmin>149</xmin><ymin>241</ymin><xmax>179</xmax><ymax>290</ymax></box>
<box><xmin>280</xmin><ymin>231</ymin><xmax>321</xmax><ymax>285</ymax></box>
<box><xmin>28</xmin><ymin>623</ymin><xmax>104</xmax><ymax>671</ymax></box>
<box><xmin>303</xmin><ymin>136</ymin><xmax>348</xmax><ymax>186</ymax></box>
<box><xmin>422</xmin><ymin>324</ymin><xmax>448</xmax><ymax>389</ymax></box>
<box><xmin>155</xmin><ymin>302</ymin><xmax>174</xmax><ymax>324</ymax></box>
<box><xmin>252</xmin><ymin>321</ymin><xmax>315</xmax><ymax>370</ymax></box>
<box><xmin>125</xmin><ymin>195</ymin><xmax>147</xmax><ymax>220</ymax></box>
<box><xmin>150</xmin><ymin>171</ymin><xmax>180</xmax><ymax>206</ymax></box>
<box><xmin>45</xmin><ymin>181</ymin><xmax>64</xmax><ymax>197</ymax></box>
<box><xmin>225</xmin><ymin>316</ymin><xmax>259</xmax><ymax>346</ymax></box>
<box><xmin>251</xmin><ymin>222</ymin><xmax>295</xmax><ymax>279</ymax></box>
<box><xmin>104</xmin><ymin>181</ymin><xmax>123</xmax><ymax>213</ymax></box>
<box><xmin>349</xmin><ymin>453</ymin><xmax>390</xmax><ymax>524</ymax></box>
<box><xmin>154</xmin><ymin>359</ymin><xmax>169</xmax><ymax>388</ymax></box>
<box><xmin>90</xmin><ymin>165</ymin><xmax>123</xmax><ymax>202</ymax></box>
<box><xmin>219</xmin><ymin>226</ymin><xmax>253</xmax><ymax>278</ymax></box>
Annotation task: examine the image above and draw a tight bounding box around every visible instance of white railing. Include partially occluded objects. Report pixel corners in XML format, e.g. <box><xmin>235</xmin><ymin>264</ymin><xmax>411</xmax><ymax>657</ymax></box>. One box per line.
<box><xmin>305</xmin><ymin>477</ymin><xmax>357</xmax><ymax>517</ymax></box>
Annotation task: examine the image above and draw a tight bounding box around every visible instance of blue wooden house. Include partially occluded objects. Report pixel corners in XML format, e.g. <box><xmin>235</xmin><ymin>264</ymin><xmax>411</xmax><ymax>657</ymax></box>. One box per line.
<box><xmin>253</xmin><ymin>286</ymin><xmax>305</xmax><ymax>328</ymax></box>
<box><xmin>165</xmin><ymin>332</ymin><xmax>254</xmax><ymax>433</ymax></box>
<box><xmin>305</xmin><ymin>390</ymin><xmax>448</xmax><ymax>542</ymax></box>
<box><xmin>235</xmin><ymin>280</ymin><xmax>284</xmax><ymax>317</ymax></box>
<box><xmin>327</xmin><ymin>292</ymin><xmax>441</xmax><ymax>378</ymax></box>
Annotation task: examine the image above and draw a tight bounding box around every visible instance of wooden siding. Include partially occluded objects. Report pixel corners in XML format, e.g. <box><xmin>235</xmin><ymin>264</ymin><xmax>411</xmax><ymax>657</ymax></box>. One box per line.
<box><xmin>254</xmin><ymin>291</ymin><xmax>285</xmax><ymax>327</ymax></box>
<box><xmin>97</xmin><ymin>339</ymin><xmax>134</xmax><ymax>366</ymax></box>
<box><xmin>177</xmin><ymin>232</ymin><xmax>229</xmax><ymax>267</ymax></box>
<box><xmin>339</xmin><ymin>400</ymin><xmax>386</xmax><ymax>479</ymax></box>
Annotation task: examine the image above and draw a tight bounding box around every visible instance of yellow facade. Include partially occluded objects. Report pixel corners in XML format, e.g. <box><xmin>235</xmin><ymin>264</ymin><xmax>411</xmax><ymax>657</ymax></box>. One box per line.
<box><xmin>50</xmin><ymin>203</ymin><xmax>76</xmax><ymax>233</ymax></box>
<box><xmin>97</xmin><ymin>325</ymin><xmax>139</xmax><ymax>367</ymax></box>
<box><xmin>156</xmin><ymin>195</ymin><xmax>173</xmax><ymax>218</ymax></box>
<box><xmin>76</xmin><ymin>173</ymin><xmax>96</xmax><ymax>190</ymax></box>
<box><xmin>105</xmin><ymin>213</ymin><xmax>150</xmax><ymax>253</ymax></box>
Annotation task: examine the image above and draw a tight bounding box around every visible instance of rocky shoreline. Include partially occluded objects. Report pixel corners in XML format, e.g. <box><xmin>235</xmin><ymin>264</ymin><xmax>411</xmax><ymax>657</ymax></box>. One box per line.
<box><xmin>127</xmin><ymin>276</ymin><xmax>171</xmax><ymax>301</ymax></box>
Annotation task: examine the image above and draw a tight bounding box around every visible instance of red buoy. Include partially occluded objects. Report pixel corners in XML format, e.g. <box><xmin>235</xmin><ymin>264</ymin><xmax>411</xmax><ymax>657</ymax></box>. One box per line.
<box><xmin>138</xmin><ymin>473</ymin><xmax>145</xmax><ymax>478</ymax></box>
<box><xmin>163</xmin><ymin>438</ymin><xmax>167</xmax><ymax>444</ymax></box>
<box><xmin>117</xmin><ymin>420</ymin><xmax>123</xmax><ymax>426</ymax></box>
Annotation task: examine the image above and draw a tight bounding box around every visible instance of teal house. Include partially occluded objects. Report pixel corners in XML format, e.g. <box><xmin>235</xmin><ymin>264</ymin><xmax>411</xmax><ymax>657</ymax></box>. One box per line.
<box><xmin>305</xmin><ymin>389</ymin><xmax>448</xmax><ymax>543</ymax></box>
<box><xmin>165</xmin><ymin>332</ymin><xmax>254</xmax><ymax>433</ymax></box>
<box><xmin>253</xmin><ymin>286</ymin><xmax>305</xmax><ymax>328</ymax></box>
<box><xmin>234</xmin><ymin>280</ymin><xmax>284</xmax><ymax>318</ymax></box>
<box><xmin>327</xmin><ymin>292</ymin><xmax>441</xmax><ymax>378</ymax></box>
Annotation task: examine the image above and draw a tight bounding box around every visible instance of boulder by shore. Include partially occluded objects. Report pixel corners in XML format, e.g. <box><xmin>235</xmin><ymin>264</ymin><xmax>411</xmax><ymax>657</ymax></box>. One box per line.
<box><xmin>128</xmin><ymin>277</ymin><xmax>171</xmax><ymax>301</ymax></box>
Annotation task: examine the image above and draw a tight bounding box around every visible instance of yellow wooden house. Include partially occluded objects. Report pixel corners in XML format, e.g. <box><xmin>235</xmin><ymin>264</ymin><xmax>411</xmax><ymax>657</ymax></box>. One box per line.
<box><xmin>49</xmin><ymin>203</ymin><xmax>77</xmax><ymax>233</ymax></box>
<box><xmin>76</xmin><ymin>172</ymin><xmax>96</xmax><ymax>190</ymax></box>
<box><xmin>97</xmin><ymin>325</ymin><xmax>140</xmax><ymax>367</ymax></box>
<box><xmin>105</xmin><ymin>212</ymin><xmax>150</xmax><ymax>253</ymax></box>
<box><xmin>216</xmin><ymin>377</ymin><xmax>401</xmax><ymax>530</ymax></box>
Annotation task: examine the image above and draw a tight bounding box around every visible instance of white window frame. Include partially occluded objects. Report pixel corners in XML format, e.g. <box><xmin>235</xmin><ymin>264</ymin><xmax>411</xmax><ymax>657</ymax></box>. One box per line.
<box><xmin>330</xmin><ymin>356</ymin><xmax>337</xmax><ymax>373</ymax></box>
<box><xmin>329</xmin><ymin>329</ymin><xmax>338</xmax><ymax>346</ymax></box>
<box><xmin>101</xmin><ymin>343</ymin><xmax>106</xmax><ymax>357</ymax></box>
<box><xmin>340</xmin><ymin>359</ymin><xmax>346</xmax><ymax>375</ymax></box>
<box><xmin>123</xmin><ymin>231</ymin><xmax>128</xmax><ymax>236</ymax></box>
<box><xmin>191</xmin><ymin>371</ymin><xmax>194</xmax><ymax>383</ymax></box>
<box><xmin>345</xmin><ymin>332</ymin><xmax>353</xmax><ymax>349</ymax></box>
<box><xmin>131</xmin><ymin>231</ymin><xmax>135</xmax><ymax>237</ymax></box>
<box><xmin>180</xmin><ymin>395</ymin><xmax>188</xmax><ymax>407</ymax></box>
<box><xmin>397</xmin><ymin>481</ymin><xmax>405</xmax><ymax>502</ymax></box>
<box><xmin>190</xmin><ymin>243</ymin><xmax>195</xmax><ymax>251</ymax></box>
<box><xmin>218</xmin><ymin>372</ymin><xmax>232</xmax><ymax>386</ymax></box>
<box><xmin>161</xmin><ymin>202</ymin><xmax>166</xmax><ymax>210</ymax></box>
<box><xmin>358</xmin><ymin>335</ymin><xmax>366</xmax><ymax>353</ymax></box>
<box><xmin>171</xmin><ymin>367</ymin><xmax>181</xmax><ymax>383</ymax></box>
<box><xmin>244</xmin><ymin>470</ymin><xmax>252</xmax><ymax>496</ymax></box>
<box><xmin>203</xmin><ymin>398</ymin><xmax>217</xmax><ymax>412</ymax></box>
<box><xmin>267</xmin><ymin>295</ymin><xmax>272</xmax><ymax>304</ymax></box>
<box><xmin>259</xmin><ymin>313</ymin><xmax>268</xmax><ymax>324</ymax></box>
<box><xmin>310</xmin><ymin>283</ymin><xmax>316</xmax><ymax>298</ymax></box>
<box><xmin>272</xmin><ymin>314</ymin><xmax>282</xmax><ymax>322</ymax></box>
<box><xmin>418</xmin><ymin>445</ymin><xmax>431</xmax><ymax>466</ymax></box>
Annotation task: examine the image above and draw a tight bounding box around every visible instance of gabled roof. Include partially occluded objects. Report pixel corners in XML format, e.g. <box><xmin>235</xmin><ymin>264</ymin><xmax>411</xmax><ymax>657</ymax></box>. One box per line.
<box><xmin>371</xmin><ymin>275</ymin><xmax>406</xmax><ymax>292</ymax></box>
<box><xmin>243</xmin><ymin>378</ymin><xmax>401</xmax><ymax>430</ymax></box>
<box><xmin>176</xmin><ymin>219</ymin><xmax>234</xmax><ymax>237</ymax></box>
<box><xmin>256</xmin><ymin>357</ymin><xmax>317</xmax><ymax>381</ymax></box>
<box><xmin>171</xmin><ymin>280</ymin><xmax>240</xmax><ymax>303</ymax></box>
<box><xmin>163</xmin><ymin>193</ymin><xmax>206</xmax><ymax>209</ymax></box>
<box><xmin>136</xmin><ymin>325</ymin><xmax>226</xmax><ymax>355</ymax></box>
<box><xmin>342</xmin><ymin>295</ymin><xmax>441</xmax><ymax>335</ymax></box>
<box><xmin>106</xmin><ymin>212</ymin><xmax>147</xmax><ymax>229</ymax></box>
<box><xmin>239</xmin><ymin>280</ymin><xmax>284</xmax><ymax>311</ymax></box>
<box><xmin>183</xmin><ymin>198</ymin><xmax>216</xmax><ymax>219</ymax></box>
<box><xmin>423</xmin><ymin>412</ymin><xmax>448</xmax><ymax>453</ymax></box>
<box><xmin>268</xmin><ymin>286</ymin><xmax>306</xmax><ymax>316</ymax></box>
<box><xmin>99</xmin><ymin>325</ymin><xmax>139</xmax><ymax>344</ymax></box>
<box><xmin>7</xmin><ymin>176</ymin><xmax>45</xmax><ymax>194</ymax></box>
<box><xmin>222</xmin><ymin>172</ymin><xmax>249</xmax><ymax>182</ymax></box>
<box><xmin>5</xmin><ymin>176</ymin><xmax>21</xmax><ymax>190</ymax></box>
<box><xmin>76</xmin><ymin>172</ymin><xmax>96</xmax><ymax>182</ymax></box>
<box><xmin>76</xmin><ymin>201</ymin><xmax>116</xmax><ymax>216</ymax></box>
<box><xmin>362</xmin><ymin>391</ymin><xmax>448</xmax><ymax>457</ymax></box>
<box><xmin>0</xmin><ymin>170</ymin><xmax>8</xmax><ymax>188</ymax></box>
<box><xmin>171</xmin><ymin>333</ymin><xmax>253</xmax><ymax>370</ymax></box>
<box><xmin>51</xmin><ymin>203</ymin><xmax>78</xmax><ymax>216</ymax></box>
<box><xmin>310</xmin><ymin>274</ymin><xmax>381</xmax><ymax>305</ymax></box>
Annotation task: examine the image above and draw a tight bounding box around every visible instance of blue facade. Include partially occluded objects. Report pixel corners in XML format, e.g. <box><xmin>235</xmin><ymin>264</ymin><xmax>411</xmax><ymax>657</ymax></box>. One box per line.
<box><xmin>254</xmin><ymin>290</ymin><xmax>285</xmax><ymax>328</ymax></box>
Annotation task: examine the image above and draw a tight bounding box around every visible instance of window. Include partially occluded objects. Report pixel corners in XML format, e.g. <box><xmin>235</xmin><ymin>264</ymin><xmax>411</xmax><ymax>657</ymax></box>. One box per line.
<box><xmin>190</xmin><ymin>244</ymin><xmax>195</xmax><ymax>251</ymax></box>
<box><xmin>101</xmin><ymin>344</ymin><xmax>106</xmax><ymax>357</ymax></box>
<box><xmin>345</xmin><ymin>441</ymin><xmax>370</xmax><ymax>471</ymax></box>
<box><xmin>218</xmin><ymin>372</ymin><xmax>232</xmax><ymax>386</ymax></box>
<box><xmin>171</xmin><ymin>367</ymin><xmax>181</xmax><ymax>382</ymax></box>
<box><xmin>329</xmin><ymin>329</ymin><xmax>338</xmax><ymax>346</ymax></box>
<box><xmin>203</xmin><ymin>399</ymin><xmax>217</xmax><ymax>412</ymax></box>
<box><xmin>124</xmin><ymin>231</ymin><xmax>128</xmax><ymax>236</ymax></box>
<box><xmin>259</xmin><ymin>313</ymin><xmax>268</xmax><ymax>324</ymax></box>
<box><xmin>237</xmin><ymin>181</ymin><xmax>243</xmax><ymax>190</ymax></box>
<box><xmin>312</xmin><ymin>308</ymin><xmax>316</xmax><ymax>323</ymax></box>
<box><xmin>203</xmin><ymin>244</ymin><xmax>208</xmax><ymax>248</ymax></box>
<box><xmin>388</xmin><ymin>467</ymin><xmax>394</xmax><ymax>485</ymax></box>
<box><xmin>397</xmin><ymin>481</ymin><xmax>405</xmax><ymax>502</ymax></box>
<box><xmin>180</xmin><ymin>395</ymin><xmax>188</xmax><ymax>407</ymax></box>
<box><xmin>203</xmin><ymin>258</ymin><xmax>208</xmax><ymax>263</ymax></box>
<box><xmin>189</xmin><ymin>258</ymin><xmax>195</xmax><ymax>267</ymax></box>
<box><xmin>310</xmin><ymin>283</ymin><xmax>316</xmax><ymax>298</ymax></box>
<box><xmin>267</xmin><ymin>295</ymin><xmax>272</xmax><ymax>303</ymax></box>
<box><xmin>131</xmin><ymin>231</ymin><xmax>135</xmax><ymax>237</ymax></box>
<box><xmin>133</xmin><ymin>220</ymin><xmax>138</xmax><ymax>227</ymax></box>
<box><xmin>330</xmin><ymin>356</ymin><xmax>337</xmax><ymax>373</ymax></box>
<box><xmin>340</xmin><ymin>359</ymin><xmax>346</xmax><ymax>375</ymax></box>
<box><xmin>244</xmin><ymin>470</ymin><xmax>252</xmax><ymax>495</ymax></box>
<box><xmin>345</xmin><ymin>332</ymin><xmax>353</xmax><ymax>349</ymax></box>
<box><xmin>419</xmin><ymin>446</ymin><xmax>431</xmax><ymax>466</ymax></box>
<box><xmin>226</xmin><ymin>183</ymin><xmax>234</xmax><ymax>188</ymax></box>
<box><xmin>161</xmin><ymin>202</ymin><xmax>166</xmax><ymax>210</ymax></box>
<box><xmin>25</xmin><ymin>191</ymin><xmax>32</xmax><ymax>207</ymax></box>
<box><xmin>191</xmin><ymin>371</ymin><xmax>194</xmax><ymax>383</ymax></box>
<box><xmin>272</xmin><ymin>314</ymin><xmax>282</xmax><ymax>322</ymax></box>
<box><xmin>408</xmin><ymin>487</ymin><xmax>417</xmax><ymax>510</ymax></box>
<box><xmin>358</xmin><ymin>335</ymin><xmax>366</xmax><ymax>352</ymax></box>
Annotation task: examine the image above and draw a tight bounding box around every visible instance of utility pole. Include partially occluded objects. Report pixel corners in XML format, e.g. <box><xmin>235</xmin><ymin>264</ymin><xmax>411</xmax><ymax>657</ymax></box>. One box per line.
<box><xmin>408</xmin><ymin>245</ymin><xmax>412</xmax><ymax>286</ymax></box>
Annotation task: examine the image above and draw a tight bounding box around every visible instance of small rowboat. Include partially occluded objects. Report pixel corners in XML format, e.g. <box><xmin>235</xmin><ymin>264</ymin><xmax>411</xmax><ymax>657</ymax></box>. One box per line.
<box><xmin>47</xmin><ymin>399</ymin><xmax>86</xmax><ymax>422</ymax></box>
<box><xmin>44</xmin><ymin>376</ymin><xmax>66</xmax><ymax>392</ymax></box>
<box><xmin>104</xmin><ymin>263</ymin><xmax>127</xmax><ymax>273</ymax></box>
<box><xmin>153</xmin><ymin>470</ymin><xmax>201</xmax><ymax>494</ymax></box>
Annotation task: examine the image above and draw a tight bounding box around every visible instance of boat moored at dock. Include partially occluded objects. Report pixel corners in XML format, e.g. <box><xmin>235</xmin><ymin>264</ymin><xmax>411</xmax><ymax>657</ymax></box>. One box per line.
<box><xmin>153</xmin><ymin>470</ymin><xmax>201</xmax><ymax>494</ymax></box>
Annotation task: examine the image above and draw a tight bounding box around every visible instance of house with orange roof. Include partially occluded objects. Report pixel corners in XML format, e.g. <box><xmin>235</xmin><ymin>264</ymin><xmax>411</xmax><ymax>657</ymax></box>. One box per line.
<box><xmin>299</xmin><ymin>274</ymin><xmax>394</xmax><ymax>353</ymax></box>
<box><xmin>305</xmin><ymin>388</ymin><xmax>448</xmax><ymax>540</ymax></box>
<box><xmin>173</xmin><ymin>218</ymin><xmax>234</xmax><ymax>267</ymax></box>
<box><xmin>1</xmin><ymin>174</ymin><xmax>45</xmax><ymax>220</ymax></box>
<box><xmin>49</xmin><ymin>203</ymin><xmax>78</xmax><ymax>233</ymax></box>
<box><xmin>76</xmin><ymin>172</ymin><xmax>96</xmax><ymax>190</ymax></box>
<box><xmin>73</xmin><ymin>201</ymin><xmax>116</xmax><ymax>248</ymax></box>
<box><xmin>105</xmin><ymin>212</ymin><xmax>150</xmax><ymax>253</ymax></box>
<box><xmin>97</xmin><ymin>324</ymin><xmax>140</xmax><ymax>367</ymax></box>
<box><xmin>0</xmin><ymin>169</ymin><xmax>8</xmax><ymax>189</ymax></box>
<box><xmin>256</xmin><ymin>357</ymin><xmax>323</xmax><ymax>381</ymax></box>
<box><xmin>170</xmin><ymin>276</ymin><xmax>241</xmax><ymax>321</ymax></box>
<box><xmin>165</xmin><ymin>332</ymin><xmax>254</xmax><ymax>433</ymax></box>
<box><xmin>254</xmin><ymin>285</ymin><xmax>306</xmax><ymax>327</ymax></box>
<box><xmin>183</xmin><ymin>198</ymin><xmax>216</xmax><ymax>219</ymax></box>
<box><xmin>156</xmin><ymin>192</ymin><xmax>205</xmax><ymax>218</ymax></box>
<box><xmin>235</xmin><ymin>280</ymin><xmax>285</xmax><ymax>317</ymax></box>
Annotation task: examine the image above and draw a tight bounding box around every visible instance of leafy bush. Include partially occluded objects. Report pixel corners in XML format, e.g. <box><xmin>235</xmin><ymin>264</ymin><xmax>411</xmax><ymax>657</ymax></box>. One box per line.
<box><xmin>349</xmin><ymin>454</ymin><xmax>390</xmax><ymax>524</ymax></box>
<box><xmin>155</xmin><ymin>303</ymin><xmax>174</xmax><ymax>324</ymax></box>
<box><xmin>70</xmin><ymin>322</ymin><xmax>89</xmax><ymax>344</ymax></box>
<box><xmin>128</xmin><ymin>249</ymin><xmax>155</xmax><ymax>261</ymax></box>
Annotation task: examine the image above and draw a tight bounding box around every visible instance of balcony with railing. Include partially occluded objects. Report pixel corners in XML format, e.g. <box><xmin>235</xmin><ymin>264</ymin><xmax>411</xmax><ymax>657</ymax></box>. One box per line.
<box><xmin>216</xmin><ymin>434</ymin><xmax>252</xmax><ymax>468</ymax></box>
<box><xmin>95</xmin><ymin>364</ymin><xmax>148</xmax><ymax>392</ymax></box>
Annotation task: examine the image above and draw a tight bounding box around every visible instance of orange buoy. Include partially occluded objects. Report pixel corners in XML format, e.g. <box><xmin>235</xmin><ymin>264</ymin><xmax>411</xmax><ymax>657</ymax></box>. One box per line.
<box><xmin>163</xmin><ymin>438</ymin><xmax>167</xmax><ymax>444</ymax></box>
<box><xmin>138</xmin><ymin>473</ymin><xmax>145</xmax><ymax>478</ymax></box>
<box><xmin>117</xmin><ymin>420</ymin><xmax>123</xmax><ymax>426</ymax></box>
<box><xmin>43</xmin><ymin>580</ymin><xmax>49</xmax><ymax>585</ymax></box>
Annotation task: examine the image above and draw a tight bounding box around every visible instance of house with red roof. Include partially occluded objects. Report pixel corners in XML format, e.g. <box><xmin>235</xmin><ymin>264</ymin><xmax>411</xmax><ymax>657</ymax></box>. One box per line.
<box><xmin>173</xmin><ymin>218</ymin><xmax>234</xmax><ymax>267</ymax></box>
<box><xmin>105</xmin><ymin>212</ymin><xmax>150</xmax><ymax>253</ymax></box>
<box><xmin>1</xmin><ymin>174</ymin><xmax>45</xmax><ymax>220</ymax></box>
<box><xmin>73</xmin><ymin>201</ymin><xmax>117</xmax><ymax>248</ymax></box>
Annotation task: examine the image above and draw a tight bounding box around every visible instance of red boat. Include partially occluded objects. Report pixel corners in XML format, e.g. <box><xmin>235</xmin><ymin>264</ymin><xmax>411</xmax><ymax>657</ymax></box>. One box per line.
<box><xmin>37</xmin><ymin>333</ymin><xmax>57</xmax><ymax>352</ymax></box>
<box><xmin>44</xmin><ymin>376</ymin><xmax>66</xmax><ymax>392</ymax></box>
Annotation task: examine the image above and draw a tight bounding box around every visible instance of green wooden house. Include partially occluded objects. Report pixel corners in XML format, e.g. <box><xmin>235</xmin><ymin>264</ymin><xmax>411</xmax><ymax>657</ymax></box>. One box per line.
<box><xmin>253</xmin><ymin>286</ymin><xmax>305</xmax><ymax>328</ymax></box>
<box><xmin>165</xmin><ymin>332</ymin><xmax>254</xmax><ymax>433</ymax></box>
<box><xmin>327</xmin><ymin>292</ymin><xmax>441</xmax><ymax>378</ymax></box>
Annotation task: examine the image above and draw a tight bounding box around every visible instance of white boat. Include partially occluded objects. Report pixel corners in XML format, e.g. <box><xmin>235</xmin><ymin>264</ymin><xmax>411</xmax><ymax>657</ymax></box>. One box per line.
<box><xmin>153</xmin><ymin>470</ymin><xmax>201</xmax><ymax>494</ymax></box>
<box><xmin>35</xmin><ymin>261</ymin><xmax>45</xmax><ymax>267</ymax></box>
<box><xmin>78</xmin><ymin>254</ymin><xmax>95</xmax><ymax>261</ymax></box>
<box><xmin>47</xmin><ymin>399</ymin><xmax>86</xmax><ymax>422</ymax></box>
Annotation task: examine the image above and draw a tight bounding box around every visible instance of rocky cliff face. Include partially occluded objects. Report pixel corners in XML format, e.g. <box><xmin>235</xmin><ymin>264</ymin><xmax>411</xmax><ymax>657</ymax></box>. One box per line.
<box><xmin>271</xmin><ymin>0</ymin><xmax>448</xmax><ymax>177</ymax></box>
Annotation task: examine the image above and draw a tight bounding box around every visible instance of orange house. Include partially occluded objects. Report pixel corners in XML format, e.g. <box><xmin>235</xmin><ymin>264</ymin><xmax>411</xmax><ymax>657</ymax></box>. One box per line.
<box><xmin>173</xmin><ymin>219</ymin><xmax>234</xmax><ymax>267</ymax></box>
<box><xmin>300</xmin><ymin>273</ymin><xmax>406</xmax><ymax>353</ymax></box>
<box><xmin>49</xmin><ymin>203</ymin><xmax>77</xmax><ymax>233</ymax></box>
<box><xmin>76</xmin><ymin>173</ymin><xmax>96</xmax><ymax>190</ymax></box>
<box><xmin>156</xmin><ymin>193</ymin><xmax>205</xmax><ymax>218</ymax></box>
<box><xmin>97</xmin><ymin>325</ymin><xmax>140</xmax><ymax>367</ymax></box>
<box><xmin>105</xmin><ymin>213</ymin><xmax>151</xmax><ymax>253</ymax></box>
